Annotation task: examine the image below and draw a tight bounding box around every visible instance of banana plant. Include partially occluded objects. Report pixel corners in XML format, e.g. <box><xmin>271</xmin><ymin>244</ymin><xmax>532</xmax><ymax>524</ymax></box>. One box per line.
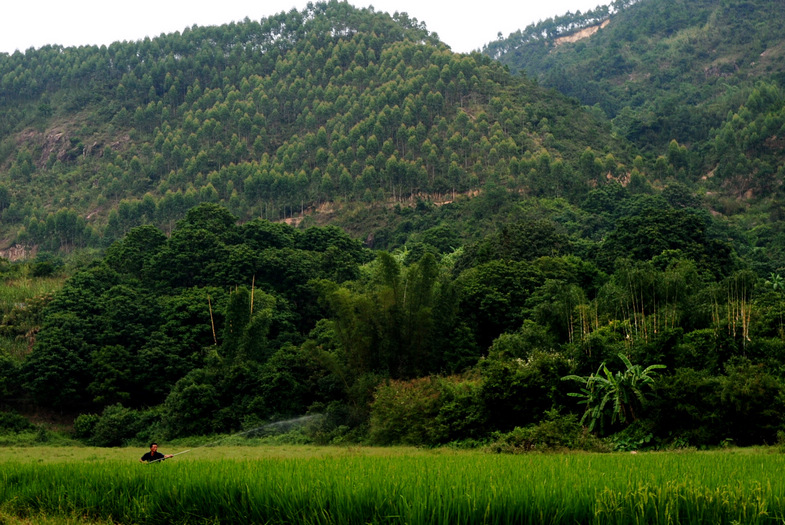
<box><xmin>562</xmin><ymin>354</ymin><xmax>665</xmax><ymax>433</ymax></box>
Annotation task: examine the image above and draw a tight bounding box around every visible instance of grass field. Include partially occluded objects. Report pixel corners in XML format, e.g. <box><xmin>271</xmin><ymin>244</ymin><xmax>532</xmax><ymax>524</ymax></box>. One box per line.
<box><xmin>2</xmin><ymin>445</ymin><xmax>785</xmax><ymax>524</ymax></box>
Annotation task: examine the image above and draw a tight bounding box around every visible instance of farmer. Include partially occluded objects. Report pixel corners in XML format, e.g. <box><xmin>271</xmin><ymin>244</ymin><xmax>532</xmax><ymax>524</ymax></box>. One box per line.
<box><xmin>140</xmin><ymin>442</ymin><xmax>174</xmax><ymax>463</ymax></box>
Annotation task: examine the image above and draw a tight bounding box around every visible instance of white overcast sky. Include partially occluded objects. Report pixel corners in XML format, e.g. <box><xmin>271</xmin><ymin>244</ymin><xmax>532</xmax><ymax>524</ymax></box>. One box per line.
<box><xmin>0</xmin><ymin>1</ymin><xmax>605</xmax><ymax>55</ymax></box>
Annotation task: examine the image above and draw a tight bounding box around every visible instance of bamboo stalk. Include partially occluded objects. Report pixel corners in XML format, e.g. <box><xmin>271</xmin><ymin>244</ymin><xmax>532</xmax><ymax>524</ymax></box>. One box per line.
<box><xmin>250</xmin><ymin>275</ymin><xmax>255</xmax><ymax>315</ymax></box>
<box><xmin>207</xmin><ymin>293</ymin><xmax>217</xmax><ymax>346</ymax></box>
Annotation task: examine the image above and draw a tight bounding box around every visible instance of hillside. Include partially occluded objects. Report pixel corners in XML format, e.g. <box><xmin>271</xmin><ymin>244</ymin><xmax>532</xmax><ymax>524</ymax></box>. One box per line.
<box><xmin>4</xmin><ymin>0</ymin><xmax>785</xmax><ymax>451</ymax></box>
<box><xmin>485</xmin><ymin>0</ymin><xmax>785</xmax><ymax>169</ymax></box>
<box><xmin>0</xmin><ymin>0</ymin><xmax>630</xmax><ymax>255</ymax></box>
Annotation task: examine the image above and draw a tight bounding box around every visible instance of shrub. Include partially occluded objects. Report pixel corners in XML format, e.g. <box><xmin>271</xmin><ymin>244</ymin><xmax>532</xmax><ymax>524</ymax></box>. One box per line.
<box><xmin>131</xmin><ymin>407</ymin><xmax>165</xmax><ymax>445</ymax></box>
<box><xmin>609</xmin><ymin>420</ymin><xmax>655</xmax><ymax>451</ymax></box>
<box><xmin>162</xmin><ymin>368</ymin><xmax>221</xmax><ymax>438</ymax></box>
<box><xmin>487</xmin><ymin>410</ymin><xmax>609</xmax><ymax>453</ymax></box>
<box><xmin>479</xmin><ymin>351</ymin><xmax>573</xmax><ymax>432</ymax></box>
<box><xmin>369</xmin><ymin>377</ymin><xmax>441</xmax><ymax>445</ymax></box>
<box><xmin>430</xmin><ymin>376</ymin><xmax>486</xmax><ymax>443</ymax></box>
<box><xmin>0</xmin><ymin>411</ymin><xmax>34</xmax><ymax>434</ymax></box>
<box><xmin>649</xmin><ymin>367</ymin><xmax>723</xmax><ymax>447</ymax></box>
<box><xmin>369</xmin><ymin>375</ymin><xmax>488</xmax><ymax>446</ymax></box>
<box><xmin>91</xmin><ymin>404</ymin><xmax>142</xmax><ymax>447</ymax></box>
<box><xmin>717</xmin><ymin>359</ymin><xmax>785</xmax><ymax>445</ymax></box>
<box><xmin>673</xmin><ymin>329</ymin><xmax>734</xmax><ymax>373</ymax></box>
<box><xmin>73</xmin><ymin>413</ymin><xmax>99</xmax><ymax>440</ymax></box>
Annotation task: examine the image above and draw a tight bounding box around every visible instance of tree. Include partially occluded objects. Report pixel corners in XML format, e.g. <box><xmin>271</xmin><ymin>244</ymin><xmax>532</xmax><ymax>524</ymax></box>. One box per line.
<box><xmin>456</xmin><ymin>260</ymin><xmax>544</xmax><ymax>350</ymax></box>
<box><xmin>148</xmin><ymin>223</ymin><xmax>231</xmax><ymax>289</ymax></box>
<box><xmin>104</xmin><ymin>225</ymin><xmax>167</xmax><ymax>277</ymax></box>
<box><xmin>318</xmin><ymin>251</ymin><xmax>450</xmax><ymax>378</ymax></box>
<box><xmin>221</xmin><ymin>286</ymin><xmax>276</xmax><ymax>363</ymax></box>
<box><xmin>0</xmin><ymin>185</ymin><xmax>10</xmax><ymax>213</ymax></box>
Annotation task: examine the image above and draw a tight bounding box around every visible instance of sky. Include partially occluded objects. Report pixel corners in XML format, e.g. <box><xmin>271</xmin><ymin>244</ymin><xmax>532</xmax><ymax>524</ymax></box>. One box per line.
<box><xmin>0</xmin><ymin>0</ymin><xmax>605</xmax><ymax>55</ymax></box>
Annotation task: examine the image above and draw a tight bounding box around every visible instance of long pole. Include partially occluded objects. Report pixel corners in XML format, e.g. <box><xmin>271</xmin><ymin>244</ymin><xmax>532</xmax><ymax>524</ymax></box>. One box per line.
<box><xmin>145</xmin><ymin>415</ymin><xmax>321</xmax><ymax>464</ymax></box>
<box><xmin>148</xmin><ymin>449</ymin><xmax>191</xmax><ymax>464</ymax></box>
<box><xmin>145</xmin><ymin>425</ymin><xmax>272</xmax><ymax>464</ymax></box>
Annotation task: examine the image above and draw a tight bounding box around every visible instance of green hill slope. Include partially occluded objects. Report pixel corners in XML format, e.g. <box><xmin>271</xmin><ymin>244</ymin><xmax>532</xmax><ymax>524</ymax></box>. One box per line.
<box><xmin>6</xmin><ymin>1</ymin><xmax>785</xmax><ymax>450</ymax></box>
<box><xmin>0</xmin><ymin>0</ymin><xmax>627</xmax><ymax>253</ymax></box>
<box><xmin>486</xmin><ymin>0</ymin><xmax>785</xmax><ymax>157</ymax></box>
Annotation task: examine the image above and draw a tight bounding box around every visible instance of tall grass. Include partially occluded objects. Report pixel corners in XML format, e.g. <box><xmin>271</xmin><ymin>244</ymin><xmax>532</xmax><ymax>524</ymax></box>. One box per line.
<box><xmin>1</xmin><ymin>449</ymin><xmax>785</xmax><ymax>524</ymax></box>
<box><xmin>0</xmin><ymin>275</ymin><xmax>64</xmax><ymax>314</ymax></box>
<box><xmin>0</xmin><ymin>275</ymin><xmax>65</xmax><ymax>359</ymax></box>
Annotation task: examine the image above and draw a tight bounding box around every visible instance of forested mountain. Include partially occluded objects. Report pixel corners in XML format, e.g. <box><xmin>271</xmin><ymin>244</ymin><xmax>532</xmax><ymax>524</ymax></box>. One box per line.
<box><xmin>2</xmin><ymin>0</ymin><xmax>785</xmax><ymax>450</ymax></box>
<box><xmin>485</xmin><ymin>0</ymin><xmax>785</xmax><ymax>182</ymax></box>
<box><xmin>0</xmin><ymin>0</ymin><xmax>624</xmax><ymax>254</ymax></box>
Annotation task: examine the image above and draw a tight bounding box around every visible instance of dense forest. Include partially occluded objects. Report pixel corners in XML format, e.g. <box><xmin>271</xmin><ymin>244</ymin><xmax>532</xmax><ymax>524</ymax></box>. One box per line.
<box><xmin>1</xmin><ymin>0</ymin><xmax>785</xmax><ymax>450</ymax></box>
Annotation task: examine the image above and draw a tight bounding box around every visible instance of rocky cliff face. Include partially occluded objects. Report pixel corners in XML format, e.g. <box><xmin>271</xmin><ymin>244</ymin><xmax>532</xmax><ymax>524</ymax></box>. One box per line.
<box><xmin>0</xmin><ymin>244</ymin><xmax>34</xmax><ymax>261</ymax></box>
<box><xmin>554</xmin><ymin>19</ymin><xmax>610</xmax><ymax>47</ymax></box>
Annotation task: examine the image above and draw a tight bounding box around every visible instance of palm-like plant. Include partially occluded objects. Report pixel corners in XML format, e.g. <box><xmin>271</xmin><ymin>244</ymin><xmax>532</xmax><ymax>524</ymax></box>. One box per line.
<box><xmin>767</xmin><ymin>272</ymin><xmax>784</xmax><ymax>293</ymax></box>
<box><xmin>562</xmin><ymin>354</ymin><xmax>665</xmax><ymax>433</ymax></box>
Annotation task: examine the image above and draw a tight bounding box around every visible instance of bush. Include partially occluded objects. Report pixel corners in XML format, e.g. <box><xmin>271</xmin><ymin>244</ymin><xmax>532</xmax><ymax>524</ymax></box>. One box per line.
<box><xmin>487</xmin><ymin>410</ymin><xmax>609</xmax><ymax>453</ymax></box>
<box><xmin>131</xmin><ymin>407</ymin><xmax>165</xmax><ymax>445</ymax></box>
<box><xmin>369</xmin><ymin>375</ymin><xmax>488</xmax><ymax>446</ymax></box>
<box><xmin>478</xmin><ymin>351</ymin><xmax>573</xmax><ymax>432</ymax></box>
<box><xmin>73</xmin><ymin>413</ymin><xmax>99</xmax><ymax>440</ymax></box>
<box><xmin>162</xmin><ymin>368</ymin><xmax>221</xmax><ymax>438</ymax></box>
<box><xmin>91</xmin><ymin>404</ymin><xmax>142</xmax><ymax>447</ymax></box>
<box><xmin>609</xmin><ymin>420</ymin><xmax>655</xmax><ymax>451</ymax></box>
<box><xmin>430</xmin><ymin>376</ymin><xmax>486</xmax><ymax>443</ymax></box>
<box><xmin>0</xmin><ymin>411</ymin><xmax>34</xmax><ymax>434</ymax></box>
<box><xmin>651</xmin><ymin>360</ymin><xmax>785</xmax><ymax>447</ymax></box>
<box><xmin>717</xmin><ymin>359</ymin><xmax>785</xmax><ymax>445</ymax></box>
<box><xmin>369</xmin><ymin>377</ymin><xmax>441</xmax><ymax>445</ymax></box>
<box><xmin>649</xmin><ymin>367</ymin><xmax>723</xmax><ymax>447</ymax></box>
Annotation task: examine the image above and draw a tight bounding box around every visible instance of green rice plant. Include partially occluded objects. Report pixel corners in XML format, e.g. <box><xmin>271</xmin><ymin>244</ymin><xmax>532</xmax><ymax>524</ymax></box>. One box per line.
<box><xmin>1</xmin><ymin>448</ymin><xmax>785</xmax><ymax>524</ymax></box>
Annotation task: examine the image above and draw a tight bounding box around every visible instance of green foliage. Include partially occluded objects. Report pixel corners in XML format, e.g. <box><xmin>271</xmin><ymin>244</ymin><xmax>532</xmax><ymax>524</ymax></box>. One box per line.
<box><xmin>456</xmin><ymin>259</ymin><xmax>544</xmax><ymax>350</ymax></box>
<box><xmin>563</xmin><ymin>353</ymin><xmax>665</xmax><ymax>434</ymax></box>
<box><xmin>428</xmin><ymin>377</ymin><xmax>487</xmax><ymax>443</ymax></box>
<box><xmin>369</xmin><ymin>377</ymin><xmax>443</xmax><ymax>445</ymax></box>
<box><xmin>72</xmin><ymin>413</ymin><xmax>99</xmax><ymax>440</ymax></box>
<box><xmin>90</xmin><ymin>404</ymin><xmax>144</xmax><ymax>447</ymax></box>
<box><xmin>104</xmin><ymin>224</ymin><xmax>167</xmax><ymax>276</ymax></box>
<box><xmin>599</xmin><ymin>207</ymin><xmax>735</xmax><ymax>276</ymax></box>
<box><xmin>369</xmin><ymin>375</ymin><xmax>485</xmax><ymax>445</ymax></box>
<box><xmin>10</xmin><ymin>197</ymin><xmax>785</xmax><ymax>447</ymax></box>
<box><xmin>488</xmin><ymin>0</ymin><xmax>785</xmax><ymax>160</ymax></box>
<box><xmin>318</xmin><ymin>251</ymin><xmax>458</xmax><ymax>378</ymax></box>
<box><xmin>4</xmin><ymin>0</ymin><xmax>785</xmax><ymax>448</ymax></box>
<box><xmin>479</xmin><ymin>351</ymin><xmax>573</xmax><ymax>432</ymax></box>
<box><xmin>0</xmin><ymin>0</ymin><xmax>625</xmax><ymax>249</ymax></box>
<box><xmin>650</xmin><ymin>361</ymin><xmax>785</xmax><ymax>447</ymax></box>
<box><xmin>162</xmin><ymin>367</ymin><xmax>222</xmax><ymax>438</ymax></box>
<box><xmin>488</xmin><ymin>410</ymin><xmax>609</xmax><ymax>453</ymax></box>
<box><xmin>456</xmin><ymin>218</ymin><xmax>571</xmax><ymax>270</ymax></box>
<box><xmin>0</xmin><ymin>353</ymin><xmax>19</xmax><ymax>398</ymax></box>
<box><xmin>609</xmin><ymin>420</ymin><xmax>657</xmax><ymax>451</ymax></box>
<box><xmin>717</xmin><ymin>359</ymin><xmax>785</xmax><ymax>445</ymax></box>
<box><xmin>0</xmin><ymin>411</ymin><xmax>34</xmax><ymax>434</ymax></box>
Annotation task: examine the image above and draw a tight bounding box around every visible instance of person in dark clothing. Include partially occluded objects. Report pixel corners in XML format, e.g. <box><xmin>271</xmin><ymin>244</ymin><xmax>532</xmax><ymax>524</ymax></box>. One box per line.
<box><xmin>140</xmin><ymin>442</ymin><xmax>173</xmax><ymax>463</ymax></box>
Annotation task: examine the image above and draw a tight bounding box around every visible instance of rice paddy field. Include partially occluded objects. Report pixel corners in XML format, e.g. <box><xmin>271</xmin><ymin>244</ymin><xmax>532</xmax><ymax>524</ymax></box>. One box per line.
<box><xmin>1</xmin><ymin>446</ymin><xmax>785</xmax><ymax>524</ymax></box>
